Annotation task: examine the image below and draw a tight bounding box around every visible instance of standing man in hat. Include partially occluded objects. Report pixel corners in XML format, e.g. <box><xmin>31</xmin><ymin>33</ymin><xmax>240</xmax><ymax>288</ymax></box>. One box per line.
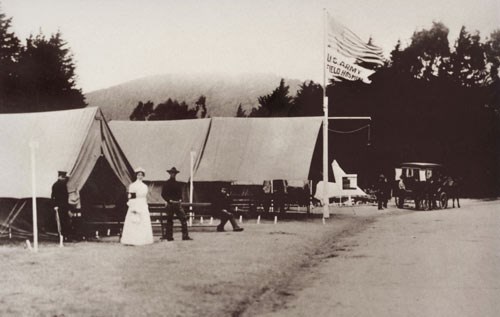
<box><xmin>51</xmin><ymin>171</ymin><xmax>72</xmax><ymax>241</ymax></box>
<box><xmin>161</xmin><ymin>167</ymin><xmax>192</xmax><ymax>241</ymax></box>
<box><xmin>376</xmin><ymin>174</ymin><xmax>389</xmax><ymax>210</ymax></box>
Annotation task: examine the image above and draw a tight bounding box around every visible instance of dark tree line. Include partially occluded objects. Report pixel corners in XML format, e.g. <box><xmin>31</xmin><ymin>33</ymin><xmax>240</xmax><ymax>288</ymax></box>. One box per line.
<box><xmin>130</xmin><ymin>95</ymin><xmax>208</xmax><ymax>120</ymax></box>
<box><xmin>0</xmin><ymin>9</ymin><xmax>85</xmax><ymax>113</ymax></box>
<box><xmin>248</xmin><ymin>22</ymin><xmax>500</xmax><ymax>197</ymax></box>
<box><xmin>235</xmin><ymin>79</ymin><xmax>323</xmax><ymax>118</ymax></box>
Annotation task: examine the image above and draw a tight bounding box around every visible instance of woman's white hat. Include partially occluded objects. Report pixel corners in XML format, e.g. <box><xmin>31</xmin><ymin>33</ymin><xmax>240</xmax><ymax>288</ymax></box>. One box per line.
<box><xmin>134</xmin><ymin>167</ymin><xmax>146</xmax><ymax>174</ymax></box>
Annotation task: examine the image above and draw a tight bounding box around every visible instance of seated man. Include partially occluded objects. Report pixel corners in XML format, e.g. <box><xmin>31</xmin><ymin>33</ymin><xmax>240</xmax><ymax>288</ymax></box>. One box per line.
<box><xmin>213</xmin><ymin>186</ymin><xmax>244</xmax><ymax>232</ymax></box>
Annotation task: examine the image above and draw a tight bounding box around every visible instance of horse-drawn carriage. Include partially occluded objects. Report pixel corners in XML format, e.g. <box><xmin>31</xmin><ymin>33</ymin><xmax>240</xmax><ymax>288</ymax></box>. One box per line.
<box><xmin>394</xmin><ymin>162</ymin><xmax>460</xmax><ymax>210</ymax></box>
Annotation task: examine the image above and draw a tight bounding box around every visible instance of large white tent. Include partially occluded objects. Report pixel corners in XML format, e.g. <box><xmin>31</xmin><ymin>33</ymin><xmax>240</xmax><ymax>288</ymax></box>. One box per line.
<box><xmin>195</xmin><ymin>117</ymin><xmax>322</xmax><ymax>183</ymax></box>
<box><xmin>109</xmin><ymin>117</ymin><xmax>323</xmax><ymax>204</ymax></box>
<box><xmin>0</xmin><ymin>107</ymin><xmax>133</xmax><ymax>237</ymax></box>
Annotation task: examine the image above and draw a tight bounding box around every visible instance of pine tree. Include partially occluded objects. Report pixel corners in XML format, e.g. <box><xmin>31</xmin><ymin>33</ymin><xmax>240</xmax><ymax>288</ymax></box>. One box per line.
<box><xmin>250</xmin><ymin>79</ymin><xmax>293</xmax><ymax>117</ymax></box>
<box><xmin>236</xmin><ymin>103</ymin><xmax>246</xmax><ymax>117</ymax></box>
<box><xmin>0</xmin><ymin>10</ymin><xmax>21</xmax><ymax>111</ymax></box>
<box><xmin>289</xmin><ymin>81</ymin><xmax>323</xmax><ymax>117</ymax></box>
<box><xmin>195</xmin><ymin>95</ymin><xmax>208</xmax><ymax>118</ymax></box>
<box><xmin>130</xmin><ymin>101</ymin><xmax>154</xmax><ymax>120</ymax></box>
<box><xmin>16</xmin><ymin>31</ymin><xmax>86</xmax><ymax>112</ymax></box>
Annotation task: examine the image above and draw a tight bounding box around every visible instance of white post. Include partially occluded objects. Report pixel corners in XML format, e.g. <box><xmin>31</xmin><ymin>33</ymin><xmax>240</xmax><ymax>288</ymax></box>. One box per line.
<box><xmin>189</xmin><ymin>151</ymin><xmax>195</xmax><ymax>216</ymax></box>
<box><xmin>29</xmin><ymin>141</ymin><xmax>39</xmax><ymax>252</ymax></box>
<box><xmin>322</xmin><ymin>9</ymin><xmax>330</xmax><ymax>219</ymax></box>
<box><xmin>270</xmin><ymin>180</ymin><xmax>274</xmax><ymax>212</ymax></box>
<box><xmin>309</xmin><ymin>180</ymin><xmax>313</xmax><ymax>207</ymax></box>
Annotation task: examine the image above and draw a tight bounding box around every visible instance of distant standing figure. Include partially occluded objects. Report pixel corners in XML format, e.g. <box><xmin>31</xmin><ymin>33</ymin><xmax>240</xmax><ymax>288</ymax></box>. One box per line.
<box><xmin>444</xmin><ymin>176</ymin><xmax>461</xmax><ymax>208</ymax></box>
<box><xmin>273</xmin><ymin>180</ymin><xmax>288</xmax><ymax>213</ymax></box>
<box><xmin>52</xmin><ymin>171</ymin><xmax>72</xmax><ymax>240</ymax></box>
<box><xmin>121</xmin><ymin>167</ymin><xmax>154</xmax><ymax>246</ymax></box>
<box><xmin>376</xmin><ymin>174</ymin><xmax>389</xmax><ymax>210</ymax></box>
<box><xmin>262</xmin><ymin>180</ymin><xmax>272</xmax><ymax>212</ymax></box>
<box><xmin>397</xmin><ymin>174</ymin><xmax>407</xmax><ymax>208</ymax></box>
<box><xmin>426</xmin><ymin>175</ymin><xmax>439</xmax><ymax>210</ymax></box>
<box><xmin>213</xmin><ymin>186</ymin><xmax>244</xmax><ymax>232</ymax></box>
<box><xmin>161</xmin><ymin>167</ymin><xmax>192</xmax><ymax>241</ymax></box>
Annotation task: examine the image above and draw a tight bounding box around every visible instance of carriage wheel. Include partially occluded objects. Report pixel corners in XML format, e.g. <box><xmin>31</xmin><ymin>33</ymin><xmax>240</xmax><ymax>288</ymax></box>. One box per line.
<box><xmin>420</xmin><ymin>198</ymin><xmax>430</xmax><ymax>211</ymax></box>
<box><xmin>440</xmin><ymin>192</ymin><xmax>448</xmax><ymax>209</ymax></box>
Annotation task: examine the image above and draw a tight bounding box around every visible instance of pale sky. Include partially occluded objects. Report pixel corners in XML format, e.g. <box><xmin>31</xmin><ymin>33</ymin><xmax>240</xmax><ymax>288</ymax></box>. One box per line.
<box><xmin>2</xmin><ymin>0</ymin><xmax>498</xmax><ymax>92</ymax></box>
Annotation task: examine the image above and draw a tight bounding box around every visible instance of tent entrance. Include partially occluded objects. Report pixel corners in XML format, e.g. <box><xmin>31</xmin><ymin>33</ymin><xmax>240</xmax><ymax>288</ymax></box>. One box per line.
<box><xmin>79</xmin><ymin>156</ymin><xmax>128</xmax><ymax>224</ymax></box>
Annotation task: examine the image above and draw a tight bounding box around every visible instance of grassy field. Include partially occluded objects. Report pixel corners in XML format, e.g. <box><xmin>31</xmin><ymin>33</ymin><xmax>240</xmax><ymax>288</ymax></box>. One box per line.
<box><xmin>0</xmin><ymin>213</ymin><xmax>373</xmax><ymax>317</ymax></box>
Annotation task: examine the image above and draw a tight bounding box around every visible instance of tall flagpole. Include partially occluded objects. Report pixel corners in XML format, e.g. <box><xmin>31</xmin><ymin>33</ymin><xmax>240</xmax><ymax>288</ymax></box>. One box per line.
<box><xmin>322</xmin><ymin>9</ymin><xmax>330</xmax><ymax>219</ymax></box>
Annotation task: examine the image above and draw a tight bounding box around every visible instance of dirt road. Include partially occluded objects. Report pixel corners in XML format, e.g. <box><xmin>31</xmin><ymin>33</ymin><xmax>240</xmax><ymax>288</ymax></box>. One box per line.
<box><xmin>246</xmin><ymin>200</ymin><xmax>500</xmax><ymax>317</ymax></box>
<box><xmin>1</xmin><ymin>200</ymin><xmax>498</xmax><ymax>316</ymax></box>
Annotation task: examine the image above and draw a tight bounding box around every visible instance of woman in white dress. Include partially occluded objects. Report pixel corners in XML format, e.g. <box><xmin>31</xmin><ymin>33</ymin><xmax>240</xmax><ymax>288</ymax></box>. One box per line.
<box><xmin>120</xmin><ymin>167</ymin><xmax>154</xmax><ymax>246</ymax></box>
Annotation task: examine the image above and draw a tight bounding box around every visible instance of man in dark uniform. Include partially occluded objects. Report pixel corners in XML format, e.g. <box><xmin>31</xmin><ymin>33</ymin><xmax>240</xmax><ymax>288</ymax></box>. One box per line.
<box><xmin>161</xmin><ymin>167</ymin><xmax>192</xmax><ymax>241</ymax></box>
<box><xmin>376</xmin><ymin>174</ymin><xmax>389</xmax><ymax>210</ymax></box>
<box><xmin>273</xmin><ymin>180</ymin><xmax>287</xmax><ymax>213</ymax></box>
<box><xmin>426</xmin><ymin>175</ymin><xmax>438</xmax><ymax>210</ymax></box>
<box><xmin>212</xmin><ymin>186</ymin><xmax>244</xmax><ymax>232</ymax></box>
<box><xmin>51</xmin><ymin>171</ymin><xmax>72</xmax><ymax>240</ymax></box>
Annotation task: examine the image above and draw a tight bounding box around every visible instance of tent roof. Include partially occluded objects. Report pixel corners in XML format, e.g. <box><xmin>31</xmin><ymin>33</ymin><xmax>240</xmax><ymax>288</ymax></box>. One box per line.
<box><xmin>0</xmin><ymin>107</ymin><xmax>133</xmax><ymax>198</ymax></box>
<box><xmin>195</xmin><ymin>117</ymin><xmax>322</xmax><ymax>183</ymax></box>
<box><xmin>109</xmin><ymin>119</ymin><xmax>211</xmax><ymax>182</ymax></box>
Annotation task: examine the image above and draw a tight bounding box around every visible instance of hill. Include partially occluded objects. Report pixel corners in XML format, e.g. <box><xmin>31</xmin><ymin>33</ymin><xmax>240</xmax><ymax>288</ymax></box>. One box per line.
<box><xmin>85</xmin><ymin>73</ymin><xmax>303</xmax><ymax>120</ymax></box>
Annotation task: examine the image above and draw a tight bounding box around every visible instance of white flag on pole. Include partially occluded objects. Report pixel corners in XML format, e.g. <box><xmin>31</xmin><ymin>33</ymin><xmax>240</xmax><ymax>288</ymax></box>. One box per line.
<box><xmin>326</xmin><ymin>13</ymin><xmax>384</xmax><ymax>83</ymax></box>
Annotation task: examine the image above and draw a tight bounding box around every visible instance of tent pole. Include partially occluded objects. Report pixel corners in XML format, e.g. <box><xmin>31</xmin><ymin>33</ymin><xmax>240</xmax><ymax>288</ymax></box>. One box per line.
<box><xmin>189</xmin><ymin>151</ymin><xmax>195</xmax><ymax>214</ymax></box>
<box><xmin>29</xmin><ymin>141</ymin><xmax>38</xmax><ymax>252</ymax></box>
<box><xmin>322</xmin><ymin>8</ymin><xmax>330</xmax><ymax>219</ymax></box>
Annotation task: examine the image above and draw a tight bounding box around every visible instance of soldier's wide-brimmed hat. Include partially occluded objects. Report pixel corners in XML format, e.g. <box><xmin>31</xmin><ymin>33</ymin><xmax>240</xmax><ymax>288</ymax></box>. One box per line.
<box><xmin>167</xmin><ymin>167</ymin><xmax>180</xmax><ymax>174</ymax></box>
<box><xmin>58</xmin><ymin>171</ymin><xmax>68</xmax><ymax>177</ymax></box>
<box><xmin>134</xmin><ymin>167</ymin><xmax>146</xmax><ymax>175</ymax></box>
